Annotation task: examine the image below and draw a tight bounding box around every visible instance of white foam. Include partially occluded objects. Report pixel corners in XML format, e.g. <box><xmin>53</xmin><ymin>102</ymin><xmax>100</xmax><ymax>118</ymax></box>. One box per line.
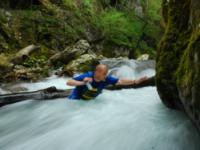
<box><xmin>0</xmin><ymin>86</ymin><xmax>199</xmax><ymax>150</ymax></box>
<box><xmin>16</xmin><ymin>75</ymin><xmax>73</xmax><ymax>91</ymax></box>
<box><xmin>0</xmin><ymin>61</ymin><xmax>199</xmax><ymax>150</ymax></box>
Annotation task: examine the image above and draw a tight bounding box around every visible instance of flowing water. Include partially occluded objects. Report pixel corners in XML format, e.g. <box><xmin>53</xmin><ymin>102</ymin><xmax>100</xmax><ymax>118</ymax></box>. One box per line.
<box><xmin>0</xmin><ymin>59</ymin><xmax>200</xmax><ymax>150</ymax></box>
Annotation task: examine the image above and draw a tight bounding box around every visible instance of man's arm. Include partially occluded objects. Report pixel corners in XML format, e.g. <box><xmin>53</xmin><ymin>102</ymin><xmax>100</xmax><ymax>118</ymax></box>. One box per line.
<box><xmin>116</xmin><ymin>76</ymin><xmax>148</xmax><ymax>86</ymax></box>
<box><xmin>67</xmin><ymin>79</ymin><xmax>85</xmax><ymax>86</ymax></box>
<box><xmin>67</xmin><ymin>77</ymin><xmax>93</xmax><ymax>86</ymax></box>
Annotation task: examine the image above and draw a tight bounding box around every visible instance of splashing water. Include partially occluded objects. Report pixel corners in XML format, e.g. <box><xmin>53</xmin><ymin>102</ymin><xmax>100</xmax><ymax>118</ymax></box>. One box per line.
<box><xmin>0</xmin><ymin>59</ymin><xmax>200</xmax><ymax>150</ymax></box>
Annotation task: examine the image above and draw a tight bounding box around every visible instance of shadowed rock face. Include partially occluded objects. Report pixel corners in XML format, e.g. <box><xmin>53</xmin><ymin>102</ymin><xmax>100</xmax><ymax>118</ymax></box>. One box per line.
<box><xmin>0</xmin><ymin>0</ymin><xmax>41</xmax><ymax>9</ymax></box>
<box><xmin>156</xmin><ymin>0</ymin><xmax>200</xmax><ymax>131</ymax></box>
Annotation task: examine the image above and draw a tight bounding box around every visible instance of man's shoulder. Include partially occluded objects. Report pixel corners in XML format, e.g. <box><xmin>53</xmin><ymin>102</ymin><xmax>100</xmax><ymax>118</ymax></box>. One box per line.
<box><xmin>106</xmin><ymin>75</ymin><xmax>119</xmax><ymax>84</ymax></box>
<box><xmin>76</xmin><ymin>71</ymin><xmax>93</xmax><ymax>76</ymax></box>
<box><xmin>106</xmin><ymin>74</ymin><xmax>117</xmax><ymax>79</ymax></box>
<box><xmin>86</xmin><ymin>71</ymin><xmax>94</xmax><ymax>77</ymax></box>
<box><xmin>73</xmin><ymin>71</ymin><xmax>94</xmax><ymax>80</ymax></box>
<box><xmin>79</xmin><ymin>71</ymin><xmax>94</xmax><ymax>78</ymax></box>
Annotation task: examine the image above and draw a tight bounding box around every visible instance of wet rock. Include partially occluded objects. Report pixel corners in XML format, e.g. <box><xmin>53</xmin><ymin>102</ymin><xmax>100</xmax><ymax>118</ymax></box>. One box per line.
<box><xmin>137</xmin><ymin>54</ymin><xmax>149</xmax><ymax>61</ymax></box>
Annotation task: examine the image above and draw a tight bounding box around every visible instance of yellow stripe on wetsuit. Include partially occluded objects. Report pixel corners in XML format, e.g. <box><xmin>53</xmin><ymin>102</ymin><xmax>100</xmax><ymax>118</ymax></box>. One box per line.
<box><xmin>81</xmin><ymin>88</ymin><xmax>99</xmax><ymax>100</ymax></box>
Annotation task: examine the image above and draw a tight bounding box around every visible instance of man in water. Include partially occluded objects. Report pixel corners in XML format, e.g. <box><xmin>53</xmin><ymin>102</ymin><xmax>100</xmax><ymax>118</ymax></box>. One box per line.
<box><xmin>67</xmin><ymin>64</ymin><xmax>147</xmax><ymax>100</ymax></box>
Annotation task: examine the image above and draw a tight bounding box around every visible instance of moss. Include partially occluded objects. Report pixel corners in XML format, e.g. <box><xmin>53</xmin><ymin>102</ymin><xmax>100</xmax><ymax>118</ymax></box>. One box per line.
<box><xmin>0</xmin><ymin>54</ymin><xmax>12</xmax><ymax>69</ymax></box>
<box><xmin>156</xmin><ymin>0</ymin><xmax>191</xmax><ymax>109</ymax></box>
<box><xmin>176</xmin><ymin>30</ymin><xmax>200</xmax><ymax>87</ymax></box>
<box><xmin>0</xmin><ymin>54</ymin><xmax>13</xmax><ymax>81</ymax></box>
<box><xmin>161</xmin><ymin>0</ymin><xmax>168</xmax><ymax>23</ymax></box>
<box><xmin>157</xmin><ymin>0</ymin><xmax>200</xmax><ymax>132</ymax></box>
<box><xmin>22</xmin><ymin>45</ymin><xmax>51</xmax><ymax>68</ymax></box>
<box><xmin>176</xmin><ymin>29</ymin><xmax>200</xmax><ymax>106</ymax></box>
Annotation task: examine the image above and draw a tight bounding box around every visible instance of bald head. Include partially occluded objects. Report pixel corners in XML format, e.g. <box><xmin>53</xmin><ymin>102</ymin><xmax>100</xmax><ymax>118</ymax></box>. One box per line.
<box><xmin>96</xmin><ymin>64</ymin><xmax>108</xmax><ymax>73</ymax></box>
<box><xmin>94</xmin><ymin>64</ymin><xmax>109</xmax><ymax>81</ymax></box>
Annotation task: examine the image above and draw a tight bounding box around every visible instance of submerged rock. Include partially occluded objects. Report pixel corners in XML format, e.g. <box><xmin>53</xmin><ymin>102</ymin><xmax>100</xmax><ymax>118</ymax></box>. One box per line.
<box><xmin>156</xmin><ymin>0</ymin><xmax>200</xmax><ymax>131</ymax></box>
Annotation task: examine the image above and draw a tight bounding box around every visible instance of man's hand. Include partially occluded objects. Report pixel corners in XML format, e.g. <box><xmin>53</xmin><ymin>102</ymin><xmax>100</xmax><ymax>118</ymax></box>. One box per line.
<box><xmin>117</xmin><ymin>76</ymin><xmax>148</xmax><ymax>86</ymax></box>
<box><xmin>83</xmin><ymin>77</ymin><xmax>93</xmax><ymax>83</ymax></box>
<box><xmin>135</xmin><ymin>76</ymin><xmax>148</xmax><ymax>84</ymax></box>
<box><xmin>67</xmin><ymin>77</ymin><xmax>93</xmax><ymax>87</ymax></box>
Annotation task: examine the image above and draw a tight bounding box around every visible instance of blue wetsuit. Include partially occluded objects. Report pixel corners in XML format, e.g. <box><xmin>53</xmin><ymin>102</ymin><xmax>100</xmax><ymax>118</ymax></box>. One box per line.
<box><xmin>68</xmin><ymin>72</ymin><xmax>119</xmax><ymax>100</ymax></box>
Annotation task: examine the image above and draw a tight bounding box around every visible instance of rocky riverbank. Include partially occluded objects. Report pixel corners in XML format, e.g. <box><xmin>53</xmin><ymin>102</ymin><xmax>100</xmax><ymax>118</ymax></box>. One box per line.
<box><xmin>0</xmin><ymin>38</ymin><xmax>151</xmax><ymax>83</ymax></box>
<box><xmin>0</xmin><ymin>39</ymin><xmax>103</xmax><ymax>82</ymax></box>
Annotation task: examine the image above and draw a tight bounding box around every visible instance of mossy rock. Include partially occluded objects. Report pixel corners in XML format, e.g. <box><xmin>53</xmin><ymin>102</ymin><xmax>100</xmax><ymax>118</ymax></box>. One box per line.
<box><xmin>63</xmin><ymin>54</ymin><xmax>103</xmax><ymax>76</ymax></box>
<box><xmin>156</xmin><ymin>0</ymin><xmax>200</xmax><ymax>131</ymax></box>
<box><xmin>49</xmin><ymin>40</ymin><xmax>91</xmax><ymax>66</ymax></box>
<box><xmin>0</xmin><ymin>54</ymin><xmax>13</xmax><ymax>72</ymax></box>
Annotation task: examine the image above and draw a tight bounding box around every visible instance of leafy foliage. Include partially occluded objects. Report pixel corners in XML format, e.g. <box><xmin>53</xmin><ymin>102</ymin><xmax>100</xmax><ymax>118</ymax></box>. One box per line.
<box><xmin>0</xmin><ymin>0</ymin><xmax>163</xmax><ymax>59</ymax></box>
<box><xmin>96</xmin><ymin>9</ymin><xmax>136</xmax><ymax>46</ymax></box>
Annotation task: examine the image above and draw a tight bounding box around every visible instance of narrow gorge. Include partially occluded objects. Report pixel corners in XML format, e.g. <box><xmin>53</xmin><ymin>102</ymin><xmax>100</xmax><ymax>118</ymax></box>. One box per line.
<box><xmin>0</xmin><ymin>0</ymin><xmax>200</xmax><ymax>150</ymax></box>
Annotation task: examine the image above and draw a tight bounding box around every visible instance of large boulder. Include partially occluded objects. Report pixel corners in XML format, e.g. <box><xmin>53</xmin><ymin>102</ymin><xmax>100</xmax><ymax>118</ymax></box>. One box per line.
<box><xmin>156</xmin><ymin>0</ymin><xmax>200</xmax><ymax>131</ymax></box>
<box><xmin>49</xmin><ymin>40</ymin><xmax>91</xmax><ymax>66</ymax></box>
<box><xmin>62</xmin><ymin>54</ymin><xmax>103</xmax><ymax>76</ymax></box>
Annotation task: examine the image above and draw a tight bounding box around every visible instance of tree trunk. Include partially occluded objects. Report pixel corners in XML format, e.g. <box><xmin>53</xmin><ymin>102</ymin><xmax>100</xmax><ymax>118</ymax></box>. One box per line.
<box><xmin>11</xmin><ymin>44</ymin><xmax>40</xmax><ymax>64</ymax></box>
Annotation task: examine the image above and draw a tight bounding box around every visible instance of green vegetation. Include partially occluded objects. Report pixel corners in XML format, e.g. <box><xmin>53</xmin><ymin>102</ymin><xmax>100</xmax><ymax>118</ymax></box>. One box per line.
<box><xmin>0</xmin><ymin>0</ymin><xmax>163</xmax><ymax>81</ymax></box>
<box><xmin>96</xmin><ymin>9</ymin><xmax>141</xmax><ymax>47</ymax></box>
<box><xmin>79</xmin><ymin>0</ymin><xmax>163</xmax><ymax>57</ymax></box>
<box><xmin>0</xmin><ymin>0</ymin><xmax>163</xmax><ymax>58</ymax></box>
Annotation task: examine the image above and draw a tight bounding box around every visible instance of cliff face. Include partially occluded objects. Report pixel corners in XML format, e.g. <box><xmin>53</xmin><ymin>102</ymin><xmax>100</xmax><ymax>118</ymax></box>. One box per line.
<box><xmin>156</xmin><ymin>0</ymin><xmax>200</xmax><ymax>130</ymax></box>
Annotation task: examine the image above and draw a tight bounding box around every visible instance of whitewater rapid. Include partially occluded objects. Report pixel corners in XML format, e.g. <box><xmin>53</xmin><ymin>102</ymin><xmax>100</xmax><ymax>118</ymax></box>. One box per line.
<box><xmin>0</xmin><ymin>59</ymin><xmax>200</xmax><ymax>150</ymax></box>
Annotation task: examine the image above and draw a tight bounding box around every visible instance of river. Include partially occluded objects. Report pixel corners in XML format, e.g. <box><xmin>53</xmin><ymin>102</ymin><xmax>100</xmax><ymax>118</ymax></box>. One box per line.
<box><xmin>0</xmin><ymin>59</ymin><xmax>199</xmax><ymax>150</ymax></box>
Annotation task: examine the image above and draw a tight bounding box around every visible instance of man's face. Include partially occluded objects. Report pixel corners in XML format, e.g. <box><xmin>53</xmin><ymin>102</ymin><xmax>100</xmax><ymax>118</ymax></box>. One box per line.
<box><xmin>94</xmin><ymin>66</ymin><xmax>108</xmax><ymax>81</ymax></box>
